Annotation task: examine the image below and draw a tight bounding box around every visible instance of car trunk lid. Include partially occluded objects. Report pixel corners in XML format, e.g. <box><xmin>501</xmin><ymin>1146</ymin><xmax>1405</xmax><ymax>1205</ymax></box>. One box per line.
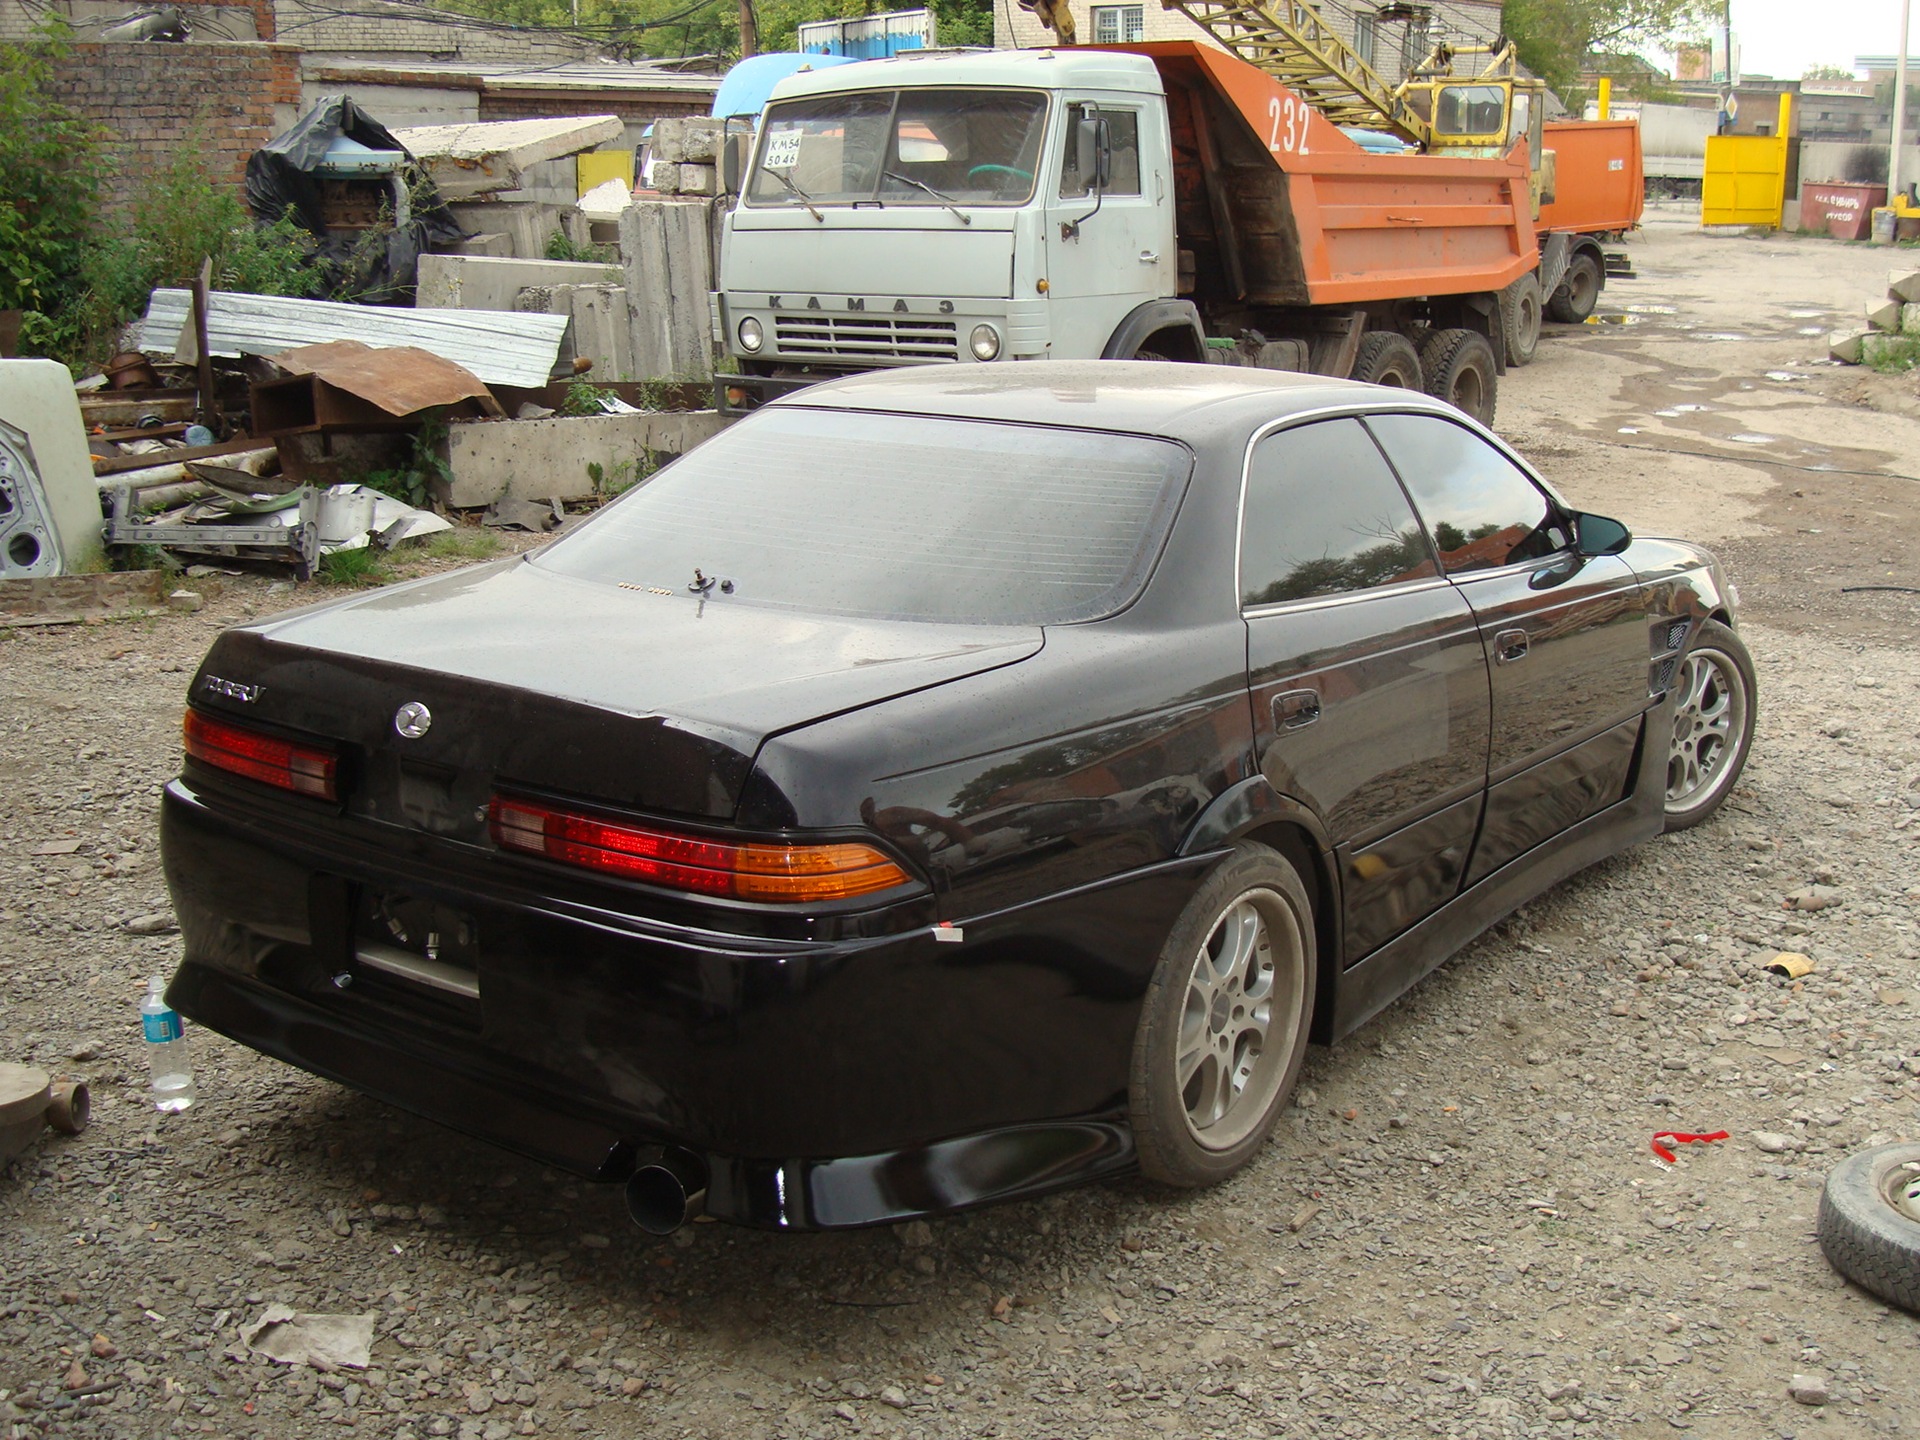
<box><xmin>190</xmin><ymin>559</ymin><xmax>1041</xmax><ymax>830</ymax></box>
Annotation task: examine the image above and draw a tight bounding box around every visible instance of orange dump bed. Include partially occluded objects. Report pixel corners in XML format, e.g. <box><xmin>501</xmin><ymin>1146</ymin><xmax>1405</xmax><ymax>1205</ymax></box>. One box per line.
<box><xmin>1122</xmin><ymin>41</ymin><xmax>1537</xmax><ymax>306</ymax></box>
<box><xmin>1538</xmin><ymin>119</ymin><xmax>1644</xmax><ymax>235</ymax></box>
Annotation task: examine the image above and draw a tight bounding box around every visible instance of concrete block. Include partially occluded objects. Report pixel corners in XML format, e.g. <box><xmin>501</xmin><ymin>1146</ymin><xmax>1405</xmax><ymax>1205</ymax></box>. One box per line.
<box><xmin>681</xmin><ymin>117</ymin><xmax>721</xmax><ymax>164</ymax></box>
<box><xmin>675</xmin><ymin>164</ymin><xmax>716</xmax><ymax>198</ymax></box>
<box><xmin>651</xmin><ymin>162</ymin><xmax>682</xmax><ymax>194</ymax></box>
<box><xmin>1860</xmin><ymin>331</ymin><xmax>1918</xmax><ymax>367</ymax></box>
<box><xmin>442</xmin><ymin>410</ymin><xmax>728</xmax><ymax>507</ymax></box>
<box><xmin>619</xmin><ymin>197</ymin><xmax>719</xmax><ymax>380</ymax></box>
<box><xmin>1828</xmin><ymin>329</ymin><xmax>1865</xmax><ymax>363</ymax></box>
<box><xmin>441</xmin><ymin>231</ymin><xmax>514</xmax><ymax>258</ymax></box>
<box><xmin>417</xmin><ymin>254</ymin><xmax>622</xmax><ymax>312</ymax></box>
<box><xmin>1903</xmin><ymin>302</ymin><xmax>1920</xmax><ymax>336</ymax></box>
<box><xmin>514</xmin><ymin>283</ymin><xmax>634</xmax><ymax>380</ymax></box>
<box><xmin>652</xmin><ymin>117</ymin><xmax>687</xmax><ymax>164</ymax></box>
<box><xmin>393</xmin><ymin>115</ymin><xmax>625</xmax><ymax>199</ymax></box>
<box><xmin>445</xmin><ymin>202</ymin><xmax>570</xmax><ymax>260</ymax></box>
<box><xmin>1865</xmin><ymin>296</ymin><xmax>1902</xmax><ymax>331</ymax></box>
<box><xmin>1889</xmin><ymin>269</ymin><xmax>1920</xmax><ymax>302</ymax></box>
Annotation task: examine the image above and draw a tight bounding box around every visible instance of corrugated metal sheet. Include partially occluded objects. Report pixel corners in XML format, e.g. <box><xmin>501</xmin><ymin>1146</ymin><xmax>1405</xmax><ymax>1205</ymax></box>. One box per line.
<box><xmin>138</xmin><ymin>291</ymin><xmax>572</xmax><ymax>389</ymax></box>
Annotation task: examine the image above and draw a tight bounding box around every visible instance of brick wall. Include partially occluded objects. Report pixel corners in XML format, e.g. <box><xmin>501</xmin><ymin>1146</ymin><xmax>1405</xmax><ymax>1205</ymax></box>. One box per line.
<box><xmin>2</xmin><ymin>0</ymin><xmax>275</xmax><ymax>42</ymax></box>
<box><xmin>276</xmin><ymin>0</ymin><xmax>590</xmax><ymax>64</ymax></box>
<box><xmin>48</xmin><ymin>42</ymin><xmax>301</xmax><ymax>210</ymax></box>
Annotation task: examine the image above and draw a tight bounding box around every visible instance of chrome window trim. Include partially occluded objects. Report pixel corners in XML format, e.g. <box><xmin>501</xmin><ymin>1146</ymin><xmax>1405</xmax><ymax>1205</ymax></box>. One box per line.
<box><xmin>1242</xmin><ymin>573</ymin><xmax>1453</xmax><ymax>621</ymax></box>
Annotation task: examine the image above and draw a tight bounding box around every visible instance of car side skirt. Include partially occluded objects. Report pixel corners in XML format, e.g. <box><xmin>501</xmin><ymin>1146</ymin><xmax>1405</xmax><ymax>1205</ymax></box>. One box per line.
<box><xmin>1328</xmin><ymin>711</ymin><xmax>1662</xmax><ymax>1039</ymax></box>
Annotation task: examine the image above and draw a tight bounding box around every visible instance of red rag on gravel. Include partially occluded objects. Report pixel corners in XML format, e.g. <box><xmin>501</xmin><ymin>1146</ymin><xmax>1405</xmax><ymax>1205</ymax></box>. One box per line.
<box><xmin>1651</xmin><ymin>1130</ymin><xmax>1730</xmax><ymax>1164</ymax></box>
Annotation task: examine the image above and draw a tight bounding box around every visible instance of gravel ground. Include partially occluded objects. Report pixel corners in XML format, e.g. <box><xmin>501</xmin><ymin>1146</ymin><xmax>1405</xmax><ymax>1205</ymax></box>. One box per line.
<box><xmin>4</xmin><ymin>210</ymin><xmax>1919</xmax><ymax>1440</ymax></box>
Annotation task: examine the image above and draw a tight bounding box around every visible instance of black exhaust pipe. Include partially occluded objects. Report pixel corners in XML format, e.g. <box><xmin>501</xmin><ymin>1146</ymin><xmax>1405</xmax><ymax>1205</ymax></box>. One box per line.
<box><xmin>623</xmin><ymin>1147</ymin><xmax>709</xmax><ymax>1235</ymax></box>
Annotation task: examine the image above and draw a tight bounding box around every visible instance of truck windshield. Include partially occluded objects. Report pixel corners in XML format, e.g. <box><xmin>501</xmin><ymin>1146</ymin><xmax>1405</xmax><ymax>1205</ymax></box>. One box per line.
<box><xmin>748</xmin><ymin>88</ymin><xmax>1049</xmax><ymax>209</ymax></box>
<box><xmin>533</xmin><ymin>406</ymin><xmax>1191</xmax><ymax>625</ymax></box>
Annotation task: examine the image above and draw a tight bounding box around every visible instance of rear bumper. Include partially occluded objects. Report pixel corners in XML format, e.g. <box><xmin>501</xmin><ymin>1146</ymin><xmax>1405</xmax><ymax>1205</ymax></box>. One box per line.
<box><xmin>161</xmin><ymin>777</ymin><xmax>1195</xmax><ymax>1228</ymax></box>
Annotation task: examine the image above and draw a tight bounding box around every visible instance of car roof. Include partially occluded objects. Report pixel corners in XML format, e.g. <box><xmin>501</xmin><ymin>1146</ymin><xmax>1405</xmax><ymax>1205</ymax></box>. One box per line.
<box><xmin>776</xmin><ymin>360</ymin><xmax>1467</xmax><ymax>450</ymax></box>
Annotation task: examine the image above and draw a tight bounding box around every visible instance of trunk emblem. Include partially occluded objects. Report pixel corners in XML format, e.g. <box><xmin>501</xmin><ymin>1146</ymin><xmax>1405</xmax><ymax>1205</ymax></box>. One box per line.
<box><xmin>393</xmin><ymin>702</ymin><xmax>433</xmax><ymax>739</ymax></box>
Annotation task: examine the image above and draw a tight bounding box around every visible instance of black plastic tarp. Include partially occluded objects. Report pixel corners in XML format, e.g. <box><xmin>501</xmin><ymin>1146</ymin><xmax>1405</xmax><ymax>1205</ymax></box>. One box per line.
<box><xmin>245</xmin><ymin>95</ymin><xmax>467</xmax><ymax>305</ymax></box>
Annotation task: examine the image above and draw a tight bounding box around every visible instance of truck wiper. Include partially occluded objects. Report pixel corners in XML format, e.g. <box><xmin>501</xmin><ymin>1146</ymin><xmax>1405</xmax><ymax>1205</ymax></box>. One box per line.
<box><xmin>766</xmin><ymin>168</ymin><xmax>824</xmax><ymax>222</ymax></box>
<box><xmin>882</xmin><ymin>170</ymin><xmax>972</xmax><ymax>225</ymax></box>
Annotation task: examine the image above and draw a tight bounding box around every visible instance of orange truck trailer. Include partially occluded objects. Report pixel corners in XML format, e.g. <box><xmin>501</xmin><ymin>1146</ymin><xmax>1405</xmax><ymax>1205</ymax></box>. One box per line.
<box><xmin>1532</xmin><ymin>116</ymin><xmax>1645</xmax><ymax>332</ymax></box>
<box><xmin>714</xmin><ymin>40</ymin><xmax>1542</xmax><ymax>423</ymax></box>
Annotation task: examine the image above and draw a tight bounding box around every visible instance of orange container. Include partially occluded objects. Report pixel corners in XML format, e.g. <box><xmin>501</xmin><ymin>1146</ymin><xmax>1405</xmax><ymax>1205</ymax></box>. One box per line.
<box><xmin>1538</xmin><ymin>119</ymin><xmax>1644</xmax><ymax>235</ymax></box>
<box><xmin>1125</xmin><ymin>42</ymin><xmax>1538</xmax><ymax>306</ymax></box>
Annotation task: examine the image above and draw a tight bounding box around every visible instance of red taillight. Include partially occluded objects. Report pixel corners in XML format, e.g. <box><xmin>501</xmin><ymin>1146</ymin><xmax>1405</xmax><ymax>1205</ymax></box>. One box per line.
<box><xmin>184</xmin><ymin>710</ymin><xmax>339</xmax><ymax>801</ymax></box>
<box><xmin>488</xmin><ymin>797</ymin><xmax>912</xmax><ymax>902</ymax></box>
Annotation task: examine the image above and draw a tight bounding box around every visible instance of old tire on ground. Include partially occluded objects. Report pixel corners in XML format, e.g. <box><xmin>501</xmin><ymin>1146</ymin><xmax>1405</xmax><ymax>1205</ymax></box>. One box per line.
<box><xmin>1662</xmin><ymin>619</ymin><xmax>1756</xmax><ymax>832</ymax></box>
<box><xmin>1417</xmin><ymin>328</ymin><xmax>1497</xmax><ymax>425</ymax></box>
<box><xmin>1351</xmin><ymin>331</ymin><xmax>1423</xmax><ymax>388</ymax></box>
<box><xmin>1501</xmin><ymin>274</ymin><xmax>1542</xmax><ymax>365</ymax></box>
<box><xmin>1817</xmin><ymin>1142</ymin><xmax>1920</xmax><ymax>1313</ymax></box>
<box><xmin>1130</xmin><ymin>843</ymin><xmax>1317</xmax><ymax>1188</ymax></box>
<box><xmin>1546</xmin><ymin>251</ymin><xmax>1603</xmax><ymax>324</ymax></box>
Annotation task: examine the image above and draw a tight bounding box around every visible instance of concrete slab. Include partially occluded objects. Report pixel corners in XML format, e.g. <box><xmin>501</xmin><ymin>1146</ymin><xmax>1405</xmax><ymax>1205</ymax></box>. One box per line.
<box><xmin>515</xmin><ymin>284</ymin><xmax>634</xmax><ymax>380</ymax></box>
<box><xmin>393</xmin><ymin>116</ymin><xmax>625</xmax><ymax>199</ymax></box>
<box><xmin>445</xmin><ymin>202</ymin><xmax>572</xmax><ymax>260</ymax></box>
<box><xmin>417</xmin><ymin>254</ymin><xmax>622</xmax><ymax>313</ymax></box>
<box><xmin>442</xmin><ymin>410</ymin><xmax>727</xmax><ymax>507</ymax></box>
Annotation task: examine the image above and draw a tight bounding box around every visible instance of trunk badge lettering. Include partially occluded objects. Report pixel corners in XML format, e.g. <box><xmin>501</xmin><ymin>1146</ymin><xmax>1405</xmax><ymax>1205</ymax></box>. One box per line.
<box><xmin>394</xmin><ymin>702</ymin><xmax>433</xmax><ymax>739</ymax></box>
<box><xmin>201</xmin><ymin>675</ymin><xmax>261</xmax><ymax>703</ymax></box>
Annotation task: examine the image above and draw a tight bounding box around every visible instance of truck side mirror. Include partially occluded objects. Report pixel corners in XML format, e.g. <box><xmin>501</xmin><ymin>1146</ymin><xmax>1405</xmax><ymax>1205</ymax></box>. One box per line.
<box><xmin>1075</xmin><ymin>115</ymin><xmax>1111</xmax><ymax>191</ymax></box>
<box><xmin>721</xmin><ymin>132</ymin><xmax>746</xmax><ymax>195</ymax></box>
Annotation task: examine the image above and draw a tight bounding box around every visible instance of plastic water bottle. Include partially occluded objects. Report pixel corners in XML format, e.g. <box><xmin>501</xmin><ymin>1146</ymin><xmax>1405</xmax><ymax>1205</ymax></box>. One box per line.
<box><xmin>141</xmin><ymin>975</ymin><xmax>195</xmax><ymax>1112</ymax></box>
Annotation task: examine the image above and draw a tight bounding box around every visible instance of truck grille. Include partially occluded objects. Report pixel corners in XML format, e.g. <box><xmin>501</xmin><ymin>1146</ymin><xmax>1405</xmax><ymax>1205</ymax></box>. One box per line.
<box><xmin>774</xmin><ymin>314</ymin><xmax>958</xmax><ymax>361</ymax></box>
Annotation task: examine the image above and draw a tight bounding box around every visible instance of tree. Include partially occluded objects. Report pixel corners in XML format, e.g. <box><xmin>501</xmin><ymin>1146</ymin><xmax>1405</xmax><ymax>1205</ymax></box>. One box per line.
<box><xmin>1501</xmin><ymin>0</ymin><xmax>1714</xmax><ymax>103</ymax></box>
<box><xmin>0</xmin><ymin>25</ymin><xmax>101</xmax><ymax>318</ymax></box>
<box><xmin>1804</xmin><ymin>64</ymin><xmax>1856</xmax><ymax>81</ymax></box>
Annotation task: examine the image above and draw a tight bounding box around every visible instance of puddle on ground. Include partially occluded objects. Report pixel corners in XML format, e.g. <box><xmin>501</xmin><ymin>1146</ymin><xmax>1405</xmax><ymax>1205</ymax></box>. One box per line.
<box><xmin>1728</xmin><ymin>433</ymin><xmax>1779</xmax><ymax>444</ymax></box>
<box><xmin>1586</xmin><ymin>313</ymin><xmax>1640</xmax><ymax>325</ymax></box>
<box><xmin>1626</xmin><ymin>304</ymin><xmax>1679</xmax><ymax>315</ymax></box>
<box><xmin>1796</xmin><ymin>326</ymin><xmax>1827</xmax><ymax>336</ymax></box>
<box><xmin>1786</xmin><ymin>309</ymin><xmax>1828</xmax><ymax>319</ymax></box>
<box><xmin>1702</xmin><ymin>333</ymin><xmax>1752</xmax><ymax>341</ymax></box>
<box><xmin>1618</xmin><ymin>426</ymin><xmax>1642</xmax><ymax>434</ymax></box>
<box><xmin>1764</xmin><ymin>371</ymin><xmax>1808</xmax><ymax>382</ymax></box>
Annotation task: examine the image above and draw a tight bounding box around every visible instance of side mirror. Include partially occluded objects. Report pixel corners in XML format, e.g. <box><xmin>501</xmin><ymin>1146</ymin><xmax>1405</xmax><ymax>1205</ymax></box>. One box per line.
<box><xmin>721</xmin><ymin>132</ymin><xmax>746</xmax><ymax>195</ymax></box>
<box><xmin>1075</xmin><ymin>115</ymin><xmax>1111</xmax><ymax>191</ymax></box>
<box><xmin>1572</xmin><ymin>511</ymin><xmax>1632</xmax><ymax>556</ymax></box>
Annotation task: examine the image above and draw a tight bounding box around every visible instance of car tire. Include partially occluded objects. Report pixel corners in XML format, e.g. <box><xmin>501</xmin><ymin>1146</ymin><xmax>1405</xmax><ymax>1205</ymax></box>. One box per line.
<box><xmin>1546</xmin><ymin>252</ymin><xmax>1603</xmax><ymax>323</ymax></box>
<box><xmin>1417</xmin><ymin>328</ymin><xmax>1498</xmax><ymax>425</ymax></box>
<box><xmin>1501</xmin><ymin>274</ymin><xmax>1542</xmax><ymax>366</ymax></box>
<box><xmin>1662</xmin><ymin>619</ymin><xmax>1756</xmax><ymax>831</ymax></box>
<box><xmin>1817</xmin><ymin>1142</ymin><xmax>1920</xmax><ymax>1314</ymax></box>
<box><xmin>1130</xmin><ymin>843</ymin><xmax>1317</xmax><ymax>1188</ymax></box>
<box><xmin>1352</xmin><ymin>331</ymin><xmax>1423</xmax><ymax>388</ymax></box>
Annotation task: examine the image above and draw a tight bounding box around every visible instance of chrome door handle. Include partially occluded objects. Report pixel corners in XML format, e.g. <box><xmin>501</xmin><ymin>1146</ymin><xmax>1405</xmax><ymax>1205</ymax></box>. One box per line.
<box><xmin>1139</xmin><ymin>249</ymin><xmax>1160</xmax><ymax>263</ymax></box>
<box><xmin>1272</xmin><ymin>688</ymin><xmax>1321</xmax><ymax>729</ymax></box>
<box><xmin>1494</xmin><ymin>628</ymin><xmax>1530</xmax><ymax>664</ymax></box>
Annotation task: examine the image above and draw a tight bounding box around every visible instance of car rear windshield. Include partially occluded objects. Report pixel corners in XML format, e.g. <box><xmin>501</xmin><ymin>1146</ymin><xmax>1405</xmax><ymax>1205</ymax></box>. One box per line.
<box><xmin>533</xmin><ymin>406</ymin><xmax>1192</xmax><ymax>625</ymax></box>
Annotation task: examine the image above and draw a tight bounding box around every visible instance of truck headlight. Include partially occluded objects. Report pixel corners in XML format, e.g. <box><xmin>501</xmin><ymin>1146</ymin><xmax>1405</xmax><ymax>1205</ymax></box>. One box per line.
<box><xmin>969</xmin><ymin>324</ymin><xmax>1001</xmax><ymax>361</ymax></box>
<box><xmin>738</xmin><ymin>316</ymin><xmax>764</xmax><ymax>353</ymax></box>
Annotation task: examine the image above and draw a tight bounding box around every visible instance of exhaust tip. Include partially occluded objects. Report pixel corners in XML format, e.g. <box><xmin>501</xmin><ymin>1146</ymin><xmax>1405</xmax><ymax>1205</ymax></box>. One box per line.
<box><xmin>624</xmin><ymin>1147</ymin><xmax>709</xmax><ymax>1236</ymax></box>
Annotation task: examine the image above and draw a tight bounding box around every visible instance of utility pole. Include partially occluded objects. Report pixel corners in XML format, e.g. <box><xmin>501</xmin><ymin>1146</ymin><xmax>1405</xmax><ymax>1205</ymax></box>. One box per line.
<box><xmin>1717</xmin><ymin>0</ymin><xmax>1735</xmax><ymax>133</ymax></box>
<box><xmin>1894</xmin><ymin>0</ymin><xmax>1913</xmax><ymax>202</ymax></box>
<box><xmin>739</xmin><ymin>0</ymin><xmax>758</xmax><ymax>56</ymax></box>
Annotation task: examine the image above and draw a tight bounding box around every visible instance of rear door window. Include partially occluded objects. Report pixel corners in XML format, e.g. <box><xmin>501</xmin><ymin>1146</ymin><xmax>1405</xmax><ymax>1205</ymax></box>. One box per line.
<box><xmin>1239</xmin><ymin>418</ymin><xmax>1435</xmax><ymax>607</ymax></box>
<box><xmin>1364</xmin><ymin>413</ymin><xmax>1571</xmax><ymax>574</ymax></box>
<box><xmin>536</xmin><ymin>407</ymin><xmax>1192</xmax><ymax>625</ymax></box>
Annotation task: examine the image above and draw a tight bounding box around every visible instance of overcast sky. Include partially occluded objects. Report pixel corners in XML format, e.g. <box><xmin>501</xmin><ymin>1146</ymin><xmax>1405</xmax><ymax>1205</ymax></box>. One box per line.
<box><xmin>1654</xmin><ymin>0</ymin><xmax>1913</xmax><ymax>79</ymax></box>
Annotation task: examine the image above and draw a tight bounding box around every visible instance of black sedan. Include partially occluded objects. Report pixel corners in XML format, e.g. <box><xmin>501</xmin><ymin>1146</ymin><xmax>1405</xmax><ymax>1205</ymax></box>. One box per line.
<box><xmin>160</xmin><ymin>362</ymin><xmax>1756</xmax><ymax>1233</ymax></box>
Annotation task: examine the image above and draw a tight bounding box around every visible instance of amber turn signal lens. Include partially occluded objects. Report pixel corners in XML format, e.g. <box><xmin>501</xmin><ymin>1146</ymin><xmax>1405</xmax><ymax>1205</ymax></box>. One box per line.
<box><xmin>184</xmin><ymin>710</ymin><xmax>338</xmax><ymax>801</ymax></box>
<box><xmin>488</xmin><ymin>797</ymin><xmax>911</xmax><ymax>902</ymax></box>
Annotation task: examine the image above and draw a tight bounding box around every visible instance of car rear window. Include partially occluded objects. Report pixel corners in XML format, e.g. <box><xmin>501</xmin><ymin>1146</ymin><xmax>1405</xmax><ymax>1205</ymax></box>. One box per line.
<box><xmin>533</xmin><ymin>406</ymin><xmax>1192</xmax><ymax>625</ymax></box>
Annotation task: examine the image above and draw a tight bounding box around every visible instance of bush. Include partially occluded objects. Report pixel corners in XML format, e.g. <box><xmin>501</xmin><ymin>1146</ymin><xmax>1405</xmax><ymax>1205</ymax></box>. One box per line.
<box><xmin>0</xmin><ymin>26</ymin><xmax>104</xmax><ymax>321</ymax></box>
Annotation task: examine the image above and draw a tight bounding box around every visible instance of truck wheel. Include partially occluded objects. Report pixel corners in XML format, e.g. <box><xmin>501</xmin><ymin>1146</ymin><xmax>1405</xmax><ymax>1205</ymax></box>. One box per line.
<box><xmin>1546</xmin><ymin>252</ymin><xmax>1602</xmax><ymax>323</ymax></box>
<box><xmin>1417</xmin><ymin>329</ymin><xmax>1497</xmax><ymax>425</ymax></box>
<box><xmin>1501</xmin><ymin>275</ymin><xmax>1542</xmax><ymax>366</ymax></box>
<box><xmin>1351</xmin><ymin>332</ymin><xmax>1422</xmax><ymax>389</ymax></box>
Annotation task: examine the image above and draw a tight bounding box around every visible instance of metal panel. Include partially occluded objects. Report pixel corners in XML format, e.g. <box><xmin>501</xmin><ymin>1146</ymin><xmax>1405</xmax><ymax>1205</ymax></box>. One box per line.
<box><xmin>138</xmin><ymin>291</ymin><xmax>571</xmax><ymax>389</ymax></box>
<box><xmin>1701</xmin><ymin>133</ymin><xmax>1788</xmax><ymax>226</ymax></box>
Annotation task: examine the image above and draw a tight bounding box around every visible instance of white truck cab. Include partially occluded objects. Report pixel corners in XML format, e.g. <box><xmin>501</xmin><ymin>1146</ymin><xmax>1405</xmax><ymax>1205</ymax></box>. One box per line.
<box><xmin>713</xmin><ymin>49</ymin><xmax>1191</xmax><ymax>412</ymax></box>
